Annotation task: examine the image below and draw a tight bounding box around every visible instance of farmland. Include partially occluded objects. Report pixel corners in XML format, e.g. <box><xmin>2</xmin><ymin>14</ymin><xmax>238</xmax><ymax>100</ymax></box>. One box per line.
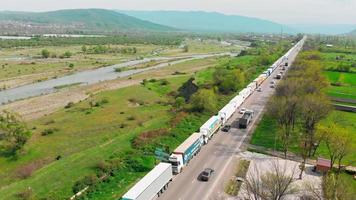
<box><xmin>0</xmin><ymin>35</ymin><xmax>291</xmax><ymax>199</ymax></box>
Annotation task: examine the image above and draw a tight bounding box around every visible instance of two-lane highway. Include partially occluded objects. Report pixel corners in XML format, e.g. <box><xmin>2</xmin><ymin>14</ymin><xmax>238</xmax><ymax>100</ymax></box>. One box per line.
<box><xmin>158</xmin><ymin>44</ymin><xmax>302</xmax><ymax>200</ymax></box>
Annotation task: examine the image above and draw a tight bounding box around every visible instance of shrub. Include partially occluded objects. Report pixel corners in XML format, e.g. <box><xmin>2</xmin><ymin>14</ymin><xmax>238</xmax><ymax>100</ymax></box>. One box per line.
<box><xmin>114</xmin><ymin>68</ymin><xmax>122</xmax><ymax>72</ymax></box>
<box><xmin>127</xmin><ymin>116</ymin><xmax>135</xmax><ymax>121</ymax></box>
<box><xmin>68</xmin><ymin>63</ymin><xmax>74</xmax><ymax>69</ymax></box>
<box><xmin>72</xmin><ymin>175</ymin><xmax>99</xmax><ymax>194</ymax></box>
<box><xmin>132</xmin><ymin>128</ymin><xmax>168</xmax><ymax>148</ymax></box>
<box><xmin>17</xmin><ymin>188</ymin><xmax>34</xmax><ymax>200</ymax></box>
<box><xmin>160</xmin><ymin>79</ymin><xmax>170</xmax><ymax>85</ymax></box>
<box><xmin>64</xmin><ymin>102</ymin><xmax>74</xmax><ymax>109</ymax></box>
<box><xmin>41</xmin><ymin>128</ymin><xmax>59</xmax><ymax>136</ymax></box>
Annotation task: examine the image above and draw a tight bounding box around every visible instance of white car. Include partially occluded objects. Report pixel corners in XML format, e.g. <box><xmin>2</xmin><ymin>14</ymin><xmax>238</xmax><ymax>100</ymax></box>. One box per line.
<box><xmin>239</xmin><ymin>108</ymin><xmax>247</xmax><ymax>114</ymax></box>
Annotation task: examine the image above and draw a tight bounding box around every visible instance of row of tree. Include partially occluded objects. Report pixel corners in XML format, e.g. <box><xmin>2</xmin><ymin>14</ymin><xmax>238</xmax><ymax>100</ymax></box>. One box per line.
<box><xmin>267</xmin><ymin>50</ymin><xmax>353</xmax><ymax>178</ymax></box>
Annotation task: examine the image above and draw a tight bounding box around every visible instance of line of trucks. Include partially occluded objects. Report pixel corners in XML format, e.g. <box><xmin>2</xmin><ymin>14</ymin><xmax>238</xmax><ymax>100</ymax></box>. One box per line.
<box><xmin>121</xmin><ymin>36</ymin><xmax>306</xmax><ymax>200</ymax></box>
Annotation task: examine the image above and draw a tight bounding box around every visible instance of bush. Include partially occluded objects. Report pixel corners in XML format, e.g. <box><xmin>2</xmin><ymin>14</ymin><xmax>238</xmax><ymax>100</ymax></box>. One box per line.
<box><xmin>160</xmin><ymin>79</ymin><xmax>170</xmax><ymax>85</ymax></box>
<box><xmin>17</xmin><ymin>188</ymin><xmax>34</xmax><ymax>200</ymax></box>
<box><xmin>72</xmin><ymin>175</ymin><xmax>99</xmax><ymax>194</ymax></box>
<box><xmin>41</xmin><ymin>49</ymin><xmax>50</xmax><ymax>58</ymax></box>
<box><xmin>64</xmin><ymin>102</ymin><xmax>74</xmax><ymax>109</ymax></box>
<box><xmin>114</xmin><ymin>68</ymin><xmax>122</xmax><ymax>72</ymax></box>
<box><xmin>68</xmin><ymin>63</ymin><xmax>74</xmax><ymax>69</ymax></box>
<box><xmin>127</xmin><ymin>116</ymin><xmax>135</xmax><ymax>121</ymax></box>
<box><xmin>41</xmin><ymin>128</ymin><xmax>59</xmax><ymax>136</ymax></box>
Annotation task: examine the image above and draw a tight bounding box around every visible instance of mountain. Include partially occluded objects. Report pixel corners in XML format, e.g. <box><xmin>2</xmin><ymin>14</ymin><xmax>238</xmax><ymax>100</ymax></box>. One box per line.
<box><xmin>117</xmin><ymin>10</ymin><xmax>296</xmax><ymax>34</ymax></box>
<box><xmin>289</xmin><ymin>24</ymin><xmax>356</xmax><ymax>35</ymax></box>
<box><xmin>0</xmin><ymin>9</ymin><xmax>175</xmax><ymax>34</ymax></box>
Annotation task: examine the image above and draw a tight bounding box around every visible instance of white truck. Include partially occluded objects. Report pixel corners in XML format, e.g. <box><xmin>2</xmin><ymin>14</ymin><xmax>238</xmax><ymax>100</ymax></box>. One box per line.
<box><xmin>218</xmin><ymin>103</ymin><xmax>236</xmax><ymax>125</ymax></box>
<box><xmin>239</xmin><ymin>88</ymin><xmax>251</xmax><ymax>100</ymax></box>
<box><xmin>200</xmin><ymin>116</ymin><xmax>221</xmax><ymax>144</ymax></box>
<box><xmin>169</xmin><ymin>132</ymin><xmax>203</xmax><ymax>174</ymax></box>
<box><xmin>230</xmin><ymin>94</ymin><xmax>244</xmax><ymax>110</ymax></box>
<box><xmin>122</xmin><ymin>163</ymin><xmax>173</xmax><ymax>200</ymax></box>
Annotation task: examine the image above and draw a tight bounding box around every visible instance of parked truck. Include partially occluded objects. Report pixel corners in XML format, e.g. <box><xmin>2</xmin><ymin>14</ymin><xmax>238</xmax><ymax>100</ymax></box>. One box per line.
<box><xmin>200</xmin><ymin>116</ymin><xmax>220</xmax><ymax>144</ymax></box>
<box><xmin>169</xmin><ymin>132</ymin><xmax>203</xmax><ymax>174</ymax></box>
<box><xmin>219</xmin><ymin>103</ymin><xmax>236</xmax><ymax>125</ymax></box>
<box><xmin>238</xmin><ymin>110</ymin><xmax>254</xmax><ymax>129</ymax></box>
<box><xmin>122</xmin><ymin>163</ymin><xmax>173</xmax><ymax>200</ymax></box>
<box><xmin>230</xmin><ymin>94</ymin><xmax>244</xmax><ymax>110</ymax></box>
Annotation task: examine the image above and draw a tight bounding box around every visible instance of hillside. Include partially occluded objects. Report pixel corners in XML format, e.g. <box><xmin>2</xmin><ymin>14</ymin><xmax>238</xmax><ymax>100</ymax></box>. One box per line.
<box><xmin>290</xmin><ymin>24</ymin><xmax>356</xmax><ymax>35</ymax></box>
<box><xmin>118</xmin><ymin>10</ymin><xmax>296</xmax><ymax>34</ymax></box>
<box><xmin>0</xmin><ymin>9</ymin><xmax>175</xmax><ymax>35</ymax></box>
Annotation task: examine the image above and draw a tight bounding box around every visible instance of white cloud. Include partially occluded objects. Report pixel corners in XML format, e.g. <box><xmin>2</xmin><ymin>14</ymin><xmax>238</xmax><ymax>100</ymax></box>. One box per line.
<box><xmin>1</xmin><ymin>0</ymin><xmax>356</xmax><ymax>24</ymax></box>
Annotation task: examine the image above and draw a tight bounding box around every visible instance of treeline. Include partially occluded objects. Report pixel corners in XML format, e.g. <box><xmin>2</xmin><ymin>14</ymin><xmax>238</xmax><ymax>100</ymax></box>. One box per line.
<box><xmin>267</xmin><ymin>49</ymin><xmax>354</xmax><ymax>199</ymax></box>
<box><xmin>0</xmin><ymin>33</ymin><xmax>184</xmax><ymax>48</ymax></box>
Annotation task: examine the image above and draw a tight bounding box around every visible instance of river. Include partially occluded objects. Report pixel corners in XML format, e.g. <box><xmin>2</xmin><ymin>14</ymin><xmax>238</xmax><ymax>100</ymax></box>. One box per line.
<box><xmin>0</xmin><ymin>52</ymin><xmax>236</xmax><ymax>105</ymax></box>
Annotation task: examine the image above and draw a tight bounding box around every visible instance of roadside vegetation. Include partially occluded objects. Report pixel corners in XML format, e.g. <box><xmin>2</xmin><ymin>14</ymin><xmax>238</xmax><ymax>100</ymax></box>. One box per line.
<box><xmin>251</xmin><ymin>36</ymin><xmax>356</xmax><ymax>199</ymax></box>
<box><xmin>0</xmin><ymin>36</ymin><xmax>294</xmax><ymax>199</ymax></box>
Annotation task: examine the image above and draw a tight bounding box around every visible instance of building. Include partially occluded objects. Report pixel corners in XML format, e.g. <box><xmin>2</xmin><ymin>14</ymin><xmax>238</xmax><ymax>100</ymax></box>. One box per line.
<box><xmin>315</xmin><ymin>158</ymin><xmax>331</xmax><ymax>173</ymax></box>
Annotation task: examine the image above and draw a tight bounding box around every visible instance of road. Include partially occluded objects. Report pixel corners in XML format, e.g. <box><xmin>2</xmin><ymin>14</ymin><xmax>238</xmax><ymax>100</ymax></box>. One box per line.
<box><xmin>158</xmin><ymin>46</ymin><xmax>302</xmax><ymax>200</ymax></box>
<box><xmin>0</xmin><ymin>52</ymin><xmax>237</xmax><ymax>105</ymax></box>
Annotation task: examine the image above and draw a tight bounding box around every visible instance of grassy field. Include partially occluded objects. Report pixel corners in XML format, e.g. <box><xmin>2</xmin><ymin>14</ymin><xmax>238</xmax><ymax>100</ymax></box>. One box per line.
<box><xmin>323</xmin><ymin>71</ymin><xmax>356</xmax><ymax>99</ymax></box>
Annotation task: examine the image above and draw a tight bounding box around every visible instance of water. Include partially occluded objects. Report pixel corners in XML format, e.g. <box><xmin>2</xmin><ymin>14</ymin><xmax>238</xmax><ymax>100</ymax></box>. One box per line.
<box><xmin>0</xmin><ymin>53</ymin><xmax>236</xmax><ymax>104</ymax></box>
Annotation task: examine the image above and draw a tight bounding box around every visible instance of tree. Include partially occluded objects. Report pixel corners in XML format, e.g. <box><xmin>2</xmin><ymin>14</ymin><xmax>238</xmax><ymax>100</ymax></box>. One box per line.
<box><xmin>0</xmin><ymin>111</ymin><xmax>31</xmax><ymax>155</ymax></box>
<box><xmin>213</xmin><ymin>68</ymin><xmax>245</xmax><ymax>94</ymax></box>
<box><xmin>63</xmin><ymin>51</ymin><xmax>72</xmax><ymax>58</ymax></box>
<box><xmin>183</xmin><ymin>45</ymin><xmax>189</xmax><ymax>52</ymax></box>
<box><xmin>267</xmin><ymin>95</ymin><xmax>299</xmax><ymax>158</ymax></box>
<box><xmin>243</xmin><ymin>160</ymin><xmax>298</xmax><ymax>200</ymax></box>
<box><xmin>81</xmin><ymin>45</ymin><xmax>87</xmax><ymax>53</ymax></box>
<box><xmin>41</xmin><ymin>49</ymin><xmax>50</xmax><ymax>58</ymax></box>
<box><xmin>317</xmin><ymin>124</ymin><xmax>353</xmax><ymax>173</ymax></box>
<box><xmin>298</xmin><ymin>94</ymin><xmax>331</xmax><ymax>179</ymax></box>
<box><xmin>322</xmin><ymin>172</ymin><xmax>354</xmax><ymax>200</ymax></box>
<box><xmin>190</xmin><ymin>89</ymin><xmax>217</xmax><ymax>113</ymax></box>
<box><xmin>174</xmin><ymin>97</ymin><xmax>185</xmax><ymax>110</ymax></box>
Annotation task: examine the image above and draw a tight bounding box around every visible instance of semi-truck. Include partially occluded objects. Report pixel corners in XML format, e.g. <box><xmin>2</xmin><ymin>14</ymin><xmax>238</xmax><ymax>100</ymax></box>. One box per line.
<box><xmin>230</xmin><ymin>94</ymin><xmax>244</xmax><ymax>110</ymax></box>
<box><xmin>200</xmin><ymin>116</ymin><xmax>220</xmax><ymax>144</ymax></box>
<box><xmin>239</xmin><ymin>88</ymin><xmax>251</xmax><ymax>100</ymax></box>
<box><xmin>219</xmin><ymin>103</ymin><xmax>236</xmax><ymax>125</ymax></box>
<box><xmin>122</xmin><ymin>163</ymin><xmax>173</xmax><ymax>200</ymax></box>
<box><xmin>239</xmin><ymin>110</ymin><xmax>254</xmax><ymax>129</ymax></box>
<box><xmin>169</xmin><ymin>132</ymin><xmax>203</xmax><ymax>174</ymax></box>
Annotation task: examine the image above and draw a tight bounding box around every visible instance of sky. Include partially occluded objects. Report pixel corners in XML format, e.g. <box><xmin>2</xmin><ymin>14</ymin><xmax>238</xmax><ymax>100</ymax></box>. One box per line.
<box><xmin>1</xmin><ymin>0</ymin><xmax>356</xmax><ymax>24</ymax></box>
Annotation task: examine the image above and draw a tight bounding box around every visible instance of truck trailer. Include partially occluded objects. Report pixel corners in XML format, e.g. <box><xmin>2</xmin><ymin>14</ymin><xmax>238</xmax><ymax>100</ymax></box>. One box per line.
<box><xmin>122</xmin><ymin>163</ymin><xmax>173</xmax><ymax>200</ymax></box>
<box><xmin>230</xmin><ymin>94</ymin><xmax>244</xmax><ymax>109</ymax></box>
<box><xmin>200</xmin><ymin>116</ymin><xmax>220</xmax><ymax>144</ymax></box>
<box><xmin>219</xmin><ymin>103</ymin><xmax>236</xmax><ymax>125</ymax></box>
<box><xmin>169</xmin><ymin>132</ymin><xmax>203</xmax><ymax>174</ymax></box>
<box><xmin>238</xmin><ymin>110</ymin><xmax>254</xmax><ymax>129</ymax></box>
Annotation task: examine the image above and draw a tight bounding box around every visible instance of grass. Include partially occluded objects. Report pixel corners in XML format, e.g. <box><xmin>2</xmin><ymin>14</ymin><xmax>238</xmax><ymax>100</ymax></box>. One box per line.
<box><xmin>251</xmin><ymin>111</ymin><xmax>356</xmax><ymax>164</ymax></box>
<box><xmin>225</xmin><ymin>159</ymin><xmax>250</xmax><ymax>196</ymax></box>
<box><xmin>0</xmin><ymin>76</ymin><xmax>185</xmax><ymax>199</ymax></box>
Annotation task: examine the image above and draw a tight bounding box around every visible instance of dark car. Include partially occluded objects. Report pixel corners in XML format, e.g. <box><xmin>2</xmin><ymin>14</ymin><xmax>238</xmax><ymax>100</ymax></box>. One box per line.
<box><xmin>200</xmin><ymin>168</ymin><xmax>214</xmax><ymax>181</ymax></box>
<box><xmin>221</xmin><ymin>125</ymin><xmax>231</xmax><ymax>132</ymax></box>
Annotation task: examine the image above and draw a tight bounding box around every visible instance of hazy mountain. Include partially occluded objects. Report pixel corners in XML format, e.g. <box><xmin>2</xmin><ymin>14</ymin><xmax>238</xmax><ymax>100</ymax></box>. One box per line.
<box><xmin>289</xmin><ymin>24</ymin><xmax>356</xmax><ymax>35</ymax></box>
<box><xmin>0</xmin><ymin>9</ymin><xmax>175</xmax><ymax>34</ymax></box>
<box><xmin>118</xmin><ymin>10</ymin><xmax>296</xmax><ymax>34</ymax></box>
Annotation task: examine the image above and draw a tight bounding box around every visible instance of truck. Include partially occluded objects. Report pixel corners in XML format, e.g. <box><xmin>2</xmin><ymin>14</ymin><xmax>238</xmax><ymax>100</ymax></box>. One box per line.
<box><xmin>239</xmin><ymin>88</ymin><xmax>251</xmax><ymax>100</ymax></box>
<box><xmin>219</xmin><ymin>103</ymin><xmax>236</xmax><ymax>125</ymax></box>
<box><xmin>122</xmin><ymin>163</ymin><xmax>173</xmax><ymax>200</ymax></box>
<box><xmin>247</xmin><ymin>82</ymin><xmax>257</xmax><ymax>91</ymax></box>
<box><xmin>230</xmin><ymin>94</ymin><xmax>244</xmax><ymax>109</ymax></box>
<box><xmin>276</xmin><ymin>73</ymin><xmax>282</xmax><ymax>79</ymax></box>
<box><xmin>169</xmin><ymin>132</ymin><xmax>203</xmax><ymax>174</ymax></box>
<box><xmin>200</xmin><ymin>116</ymin><xmax>221</xmax><ymax>144</ymax></box>
<box><xmin>238</xmin><ymin>110</ymin><xmax>254</xmax><ymax>129</ymax></box>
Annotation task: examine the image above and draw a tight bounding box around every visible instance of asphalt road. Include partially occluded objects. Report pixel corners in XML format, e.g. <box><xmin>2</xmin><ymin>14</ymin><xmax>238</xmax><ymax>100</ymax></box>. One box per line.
<box><xmin>158</xmin><ymin>47</ymin><xmax>302</xmax><ymax>200</ymax></box>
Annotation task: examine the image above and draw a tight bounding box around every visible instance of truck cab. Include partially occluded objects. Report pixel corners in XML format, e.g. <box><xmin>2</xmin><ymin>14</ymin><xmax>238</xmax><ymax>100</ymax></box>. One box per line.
<box><xmin>169</xmin><ymin>154</ymin><xmax>183</xmax><ymax>174</ymax></box>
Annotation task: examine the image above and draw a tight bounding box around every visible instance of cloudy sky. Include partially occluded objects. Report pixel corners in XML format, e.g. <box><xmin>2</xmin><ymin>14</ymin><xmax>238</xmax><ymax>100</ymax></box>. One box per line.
<box><xmin>1</xmin><ymin>0</ymin><xmax>356</xmax><ymax>24</ymax></box>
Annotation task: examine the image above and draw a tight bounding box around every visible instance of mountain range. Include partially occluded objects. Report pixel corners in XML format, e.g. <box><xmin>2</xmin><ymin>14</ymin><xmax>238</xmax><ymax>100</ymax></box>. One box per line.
<box><xmin>0</xmin><ymin>9</ymin><xmax>174</xmax><ymax>35</ymax></box>
<box><xmin>0</xmin><ymin>8</ymin><xmax>355</xmax><ymax>35</ymax></box>
<box><xmin>118</xmin><ymin>10</ymin><xmax>295</xmax><ymax>34</ymax></box>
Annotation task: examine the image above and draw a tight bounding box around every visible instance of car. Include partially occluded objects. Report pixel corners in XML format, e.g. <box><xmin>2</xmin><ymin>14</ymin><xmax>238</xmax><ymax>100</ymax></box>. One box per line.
<box><xmin>270</xmin><ymin>84</ymin><xmax>275</xmax><ymax>88</ymax></box>
<box><xmin>270</xmin><ymin>81</ymin><xmax>275</xmax><ymax>84</ymax></box>
<box><xmin>239</xmin><ymin>108</ymin><xmax>247</xmax><ymax>114</ymax></box>
<box><xmin>200</xmin><ymin>168</ymin><xmax>214</xmax><ymax>181</ymax></box>
<box><xmin>257</xmin><ymin>87</ymin><xmax>262</xmax><ymax>92</ymax></box>
<box><xmin>221</xmin><ymin>125</ymin><xmax>231</xmax><ymax>132</ymax></box>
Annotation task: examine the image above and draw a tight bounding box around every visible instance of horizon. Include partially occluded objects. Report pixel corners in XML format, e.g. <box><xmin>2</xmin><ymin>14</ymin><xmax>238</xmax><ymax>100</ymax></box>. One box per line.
<box><xmin>1</xmin><ymin>0</ymin><xmax>356</xmax><ymax>25</ymax></box>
